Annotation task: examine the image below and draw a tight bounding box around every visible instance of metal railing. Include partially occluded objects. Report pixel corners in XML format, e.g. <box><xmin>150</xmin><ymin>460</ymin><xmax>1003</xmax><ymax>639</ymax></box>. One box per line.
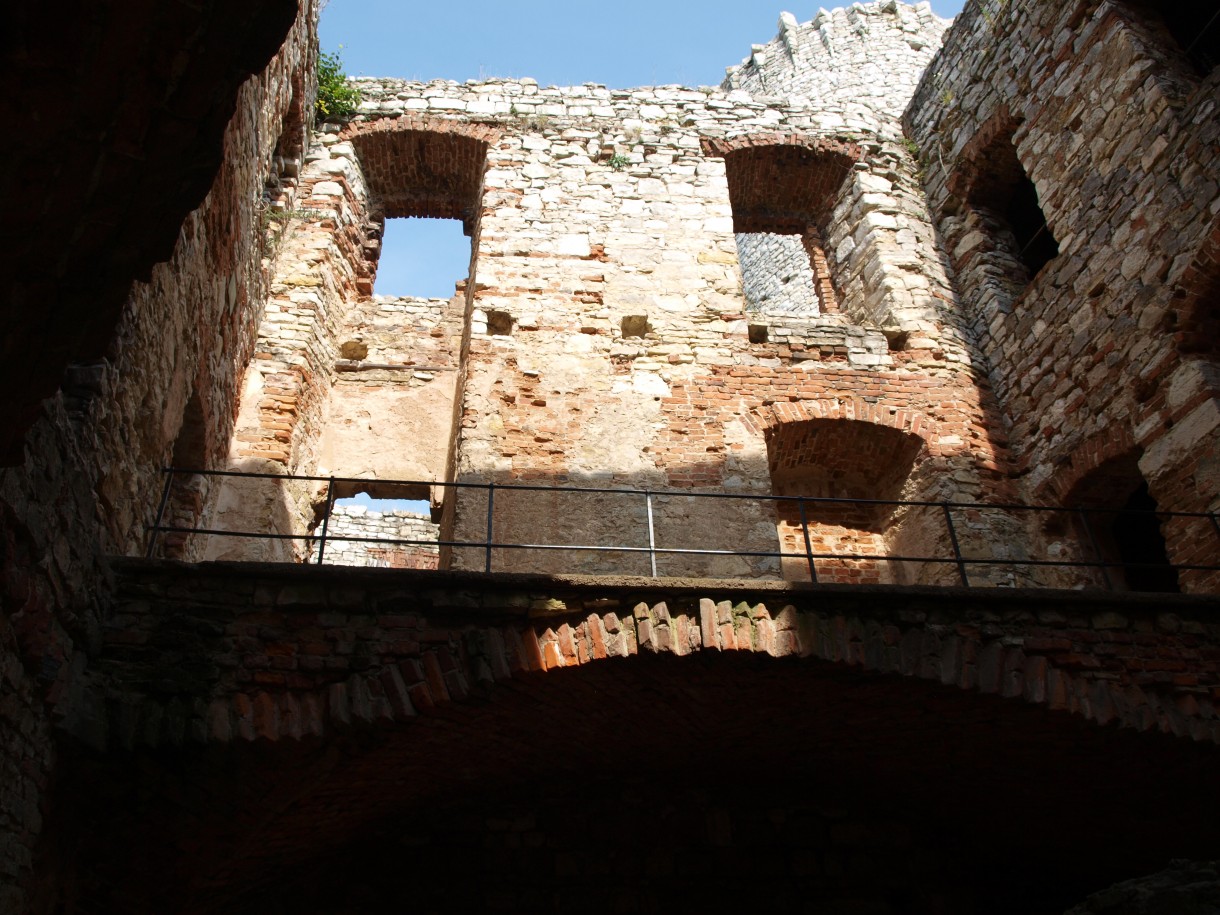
<box><xmin>146</xmin><ymin>467</ymin><xmax>1220</xmax><ymax>591</ymax></box>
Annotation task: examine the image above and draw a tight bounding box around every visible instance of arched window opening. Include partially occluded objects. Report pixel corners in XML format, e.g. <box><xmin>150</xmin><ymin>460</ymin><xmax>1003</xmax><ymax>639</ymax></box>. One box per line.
<box><xmin>1065</xmin><ymin>452</ymin><xmax>1179</xmax><ymax>593</ymax></box>
<box><xmin>722</xmin><ymin>145</ymin><xmax>856</xmax><ymax>317</ymax></box>
<box><xmin>964</xmin><ymin>136</ymin><xmax>1058</xmax><ymax>282</ymax></box>
<box><xmin>765</xmin><ymin>419</ymin><xmax>923</xmax><ymax>584</ymax></box>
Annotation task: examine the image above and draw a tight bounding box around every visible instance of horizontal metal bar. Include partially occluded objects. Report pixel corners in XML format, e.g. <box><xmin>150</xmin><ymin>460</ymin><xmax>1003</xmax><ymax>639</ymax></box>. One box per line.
<box><xmin>144</xmin><ymin>524</ymin><xmax>1220</xmax><ymax>574</ymax></box>
<box><xmin>158</xmin><ymin>467</ymin><xmax>1218</xmax><ymax>520</ymax></box>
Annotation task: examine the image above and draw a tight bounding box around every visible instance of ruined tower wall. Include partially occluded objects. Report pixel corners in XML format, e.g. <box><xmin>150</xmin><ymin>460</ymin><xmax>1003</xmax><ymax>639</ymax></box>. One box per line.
<box><xmin>724</xmin><ymin>1</ymin><xmax>951</xmax><ymax>322</ymax></box>
<box><xmin>0</xmin><ymin>5</ymin><xmax>317</xmax><ymax>908</ymax></box>
<box><xmin>904</xmin><ymin>0</ymin><xmax>1220</xmax><ymax>590</ymax></box>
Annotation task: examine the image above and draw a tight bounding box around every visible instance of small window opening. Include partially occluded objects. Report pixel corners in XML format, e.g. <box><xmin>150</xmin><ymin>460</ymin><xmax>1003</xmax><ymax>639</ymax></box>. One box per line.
<box><xmin>748</xmin><ymin>324</ymin><xmax>770</xmax><ymax>344</ymax></box>
<box><xmin>314</xmin><ymin>484</ymin><xmax>440</xmax><ymax>569</ymax></box>
<box><xmin>1005</xmin><ymin>172</ymin><xmax>1059</xmax><ymax>277</ymax></box>
<box><xmin>1066</xmin><ymin>452</ymin><xmax>1179</xmax><ymax>593</ymax></box>
<box><xmin>964</xmin><ymin>133</ymin><xmax>1058</xmax><ymax>284</ymax></box>
<box><xmin>621</xmin><ymin>315</ymin><xmax>651</xmax><ymax>338</ymax></box>
<box><xmin>374</xmin><ymin>217</ymin><xmax>471</xmax><ymax>299</ymax></box>
<box><xmin>486</xmin><ymin>310</ymin><xmax>514</xmax><ymax>336</ymax></box>
<box><xmin>162</xmin><ymin>392</ymin><xmax>209</xmax><ymax>560</ymax></box>
<box><xmin>1108</xmin><ymin>481</ymin><xmax>1179</xmax><ymax>593</ymax></box>
<box><xmin>735</xmin><ymin>231</ymin><xmax>839</xmax><ymax>316</ymax></box>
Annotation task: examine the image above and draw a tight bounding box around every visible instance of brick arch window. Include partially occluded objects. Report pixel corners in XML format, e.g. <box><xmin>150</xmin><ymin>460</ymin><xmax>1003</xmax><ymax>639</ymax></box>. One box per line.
<box><xmin>349</xmin><ymin>126</ymin><xmax>490</xmax><ymax>296</ymax></box>
<box><xmin>713</xmin><ymin>141</ymin><xmax>859</xmax><ymax>317</ymax></box>
<box><xmin>765</xmin><ymin>418</ymin><xmax>924</xmax><ymax>583</ymax></box>
<box><xmin>1062</xmin><ymin>450</ymin><xmax>1179</xmax><ymax>593</ymax></box>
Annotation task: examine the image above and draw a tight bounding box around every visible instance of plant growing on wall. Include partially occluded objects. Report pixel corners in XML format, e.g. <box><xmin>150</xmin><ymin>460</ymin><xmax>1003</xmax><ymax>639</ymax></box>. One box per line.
<box><xmin>316</xmin><ymin>47</ymin><xmax>361</xmax><ymax>121</ymax></box>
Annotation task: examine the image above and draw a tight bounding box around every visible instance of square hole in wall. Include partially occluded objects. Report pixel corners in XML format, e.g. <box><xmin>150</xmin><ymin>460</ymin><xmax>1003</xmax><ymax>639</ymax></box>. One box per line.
<box><xmin>621</xmin><ymin>315</ymin><xmax>651</xmax><ymax>338</ymax></box>
<box><xmin>374</xmin><ymin>217</ymin><xmax>471</xmax><ymax>298</ymax></box>
<box><xmin>748</xmin><ymin>324</ymin><xmax>770</xmax><ymax>344</ymax></box>
<box><xmin>486</xmin><ymin>310</ymin><xmax>514</xmax><ymax>336</ymax></box>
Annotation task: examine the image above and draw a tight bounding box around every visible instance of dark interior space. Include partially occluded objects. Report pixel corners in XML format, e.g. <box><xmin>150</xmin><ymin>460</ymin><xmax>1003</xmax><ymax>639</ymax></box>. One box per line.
<box><xmin>44</xmin><ymin>652</ymin><xmax>1220</xmax><ymax>914</ymax></box>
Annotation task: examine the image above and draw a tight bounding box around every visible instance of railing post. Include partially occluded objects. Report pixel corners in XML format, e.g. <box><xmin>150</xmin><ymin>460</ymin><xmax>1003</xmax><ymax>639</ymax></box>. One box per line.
<box><xmin>941</xmin><ymin>502</ymin><xmax>970</xmax><ymax>587</ymax></box>
<box><xmin>146</xmin><ymin>468</ymin><xmax>176</xmax><ymax>559</ymax></box>
<box><xmin>1076</xmin><ymin>508</ymin><xmax>1112</xmax><ymax>590</ymax></box>
<box><xmin>797</xmin><ymin>498</ymin><xmax>818</xmax><ymax>584</ymax></box>
<box><xmin>644</xmin><ymin>490</ymin><xmax>658</xmax><ymax>578</ymax></box>
<box><xmin>315</xmin><ymin>478</ymin><xmax>336</xmax><ymax>564</ymax></box>
<box><xmin>485</xmin><ymin>482</ymin><xmax>496</xmax><ymax>573</ymax></box>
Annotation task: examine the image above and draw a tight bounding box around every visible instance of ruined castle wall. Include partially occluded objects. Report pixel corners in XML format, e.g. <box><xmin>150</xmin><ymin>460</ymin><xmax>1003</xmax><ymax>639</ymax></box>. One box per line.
<box><xmin>300</xmin><ymin>71</ymin><xmax>1013</xmax><ymax>581</ymax></box>
<box><xmin>724</xmin><ymin>1</ymin><xmax>953</xmax><ymax>327</ymax></box>
<box><xmin>904</xmin><ymin>0</ymin><xmax>1220</xmax><ymax>590</ymax></box>
<box><xmin>0</xmin><ymin>5</ymin><xmax>316</xmax><ymax>908</ymax></box>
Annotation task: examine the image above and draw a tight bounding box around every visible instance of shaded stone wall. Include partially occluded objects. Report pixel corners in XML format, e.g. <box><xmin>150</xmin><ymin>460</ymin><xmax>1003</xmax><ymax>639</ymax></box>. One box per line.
<box><xmin>95</xmin><ymin>561</ymin><xmax>1220</xmax><ymax>751</ymax></box>
<box><xmin>0</xmin><ymin>4</ymin><xmax>317</xmax><ymax>910</ymax></box>
<box><xmin>904</xmin><ymin>0</ymin><xmax>1220</xmax><ymax>592</ymax></box>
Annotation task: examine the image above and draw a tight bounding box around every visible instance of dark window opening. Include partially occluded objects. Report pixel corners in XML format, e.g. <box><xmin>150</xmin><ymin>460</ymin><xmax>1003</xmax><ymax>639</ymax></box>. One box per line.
<box><xmin>374</xmin><ymin>217</ymin><xmax>471</xmax><ymax>299</ymax></box>
<box><xmin>963</xmin><ymin>133</ymin><xmax>1058</xmax><ymax>284</ymax></box>
<box><xmin>162</xmin><ymin>392</ymin><xmax>209</xmax><ymax>559</ymax></box>
<box><xmin>621</xmin><ymin>315</ymin><xmax>651</xmax><ymax>338</ymax></box>
<box><xmin>1066</xmin><ymin>452</ymin><xmax>1179</xmax><ymax>593</ymax></box>
<box><xmin>485</xmin><ymin>310</ymin><xmax>514</xmax><ymax>336</ymax></box>
<box><xmin>1108</xmin><ymin>481</ymin><xmax>1180</xmax><ymax>593</ymax></box>
<box><xmin>1005</xmin><ymin>171</ymin><xmax>1059</xmax><ymax>277</ymax></box>
<box><xmin>748</xmin><ymin>324</ymin><xmax>769</xmax><ymax>344</ymax></box>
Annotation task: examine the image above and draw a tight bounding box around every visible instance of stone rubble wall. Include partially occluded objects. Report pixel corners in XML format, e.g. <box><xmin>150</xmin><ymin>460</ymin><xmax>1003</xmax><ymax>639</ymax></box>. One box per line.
<box><xmin>309</xmin><ymin>506</ymin><xmax>439</xmax><ymax>569</ymax></box>
<box><xmin>98</xmin><ymin>560</ymin><xmax>1220</xmax><ymax>750</ymax></box>
<box><xmin>904</xmin><ymin>0</ymin><xmax>1220</xmax><ymax>588</ymax></box>
<box><xmin>735</xmin><ymin>232</ymin><xmax>820</xmax><ymax>314</ymax></box>
<box><xmin>0</xmin><ymin>4</ymin><xmax>317</xmax><ymax>909</ymax></box>
<box><xmin>723</xmin><ymin>1</ymin><xmax>950</xmax><ymax>136</ymax></box>
<box><xmin>262</xmin><ymin>63</ymin><xmax>1005</xmax><ymax>579</ymax></box>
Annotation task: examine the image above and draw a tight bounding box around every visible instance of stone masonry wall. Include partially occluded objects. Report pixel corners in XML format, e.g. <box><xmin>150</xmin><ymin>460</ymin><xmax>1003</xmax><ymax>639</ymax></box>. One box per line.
<box><xmin>904</xmin><ymin>0</ymin><xmax>1220</xmax><ymax>592</ymax></box>
<box><xmin>97</xmin><ymin>561</ymin><xmax>1220</xmax><ymax>750</ymax></box>
<box><xmin>0</xmin><ymin>4</ymin><xmax>316</xmax><ymax>910</ymax></box>
<box><xmin>309</xmin><ymin>506</ymin><xmax>439</xmax><ymax>569</ymax></box>
<box><xmin>310</xmin><ymin>51</ymin><xmax>1008</xmax><ymax>580</ymax></box>
<box><xmin>725</xmin><ymin>2</ymin><xmax>952</xmax><ymax>327</ymax></box>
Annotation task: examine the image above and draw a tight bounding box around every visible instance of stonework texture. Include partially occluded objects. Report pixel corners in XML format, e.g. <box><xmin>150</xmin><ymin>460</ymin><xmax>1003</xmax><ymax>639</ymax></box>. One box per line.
<box><xmin>2</xmin><ymin>0</ymin><xmax>1220</xmax><ymax>910</ymax></box>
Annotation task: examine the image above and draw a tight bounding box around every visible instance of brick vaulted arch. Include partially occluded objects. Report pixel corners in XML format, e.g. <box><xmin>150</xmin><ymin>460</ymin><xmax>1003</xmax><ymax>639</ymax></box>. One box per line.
<box><xmin>98</xmin><ymin>562</ymin><xmax>1220</xmax><ymax>752</ymax></box>
<box><xmin>341</xmin><ymin>116</ymin><xmax>499</xmax><ymax>233</ymax></box>
<box><xmin>65</xmin><ymin>563</ymin><xmax>1220</xmax><ymax>912</ymax></box>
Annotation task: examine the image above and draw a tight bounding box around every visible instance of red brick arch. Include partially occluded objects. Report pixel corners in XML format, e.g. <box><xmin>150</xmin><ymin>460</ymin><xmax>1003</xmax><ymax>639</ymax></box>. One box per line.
<box><xmin>98</xmin><ymin>566</ymin><xmax>1220</xmax><ymax>750</ymax></box>
<box><xmin>754</xmin><ymin>397</ymin><xmax>936</xmax><ymax>447</ymax></box>
<box><xmin>1036</xmin><ymin>424</ymin><xmax>1138</xmax><ymax>505</ymax></box>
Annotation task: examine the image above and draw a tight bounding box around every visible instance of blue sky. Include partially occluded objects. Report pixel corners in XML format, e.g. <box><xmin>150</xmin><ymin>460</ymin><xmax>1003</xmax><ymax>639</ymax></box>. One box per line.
<box><xmin>321</xmin><ymin>0</ymin><xmax>966</xmax><ymax>298</ymax></box>
<box><xmin>320</xmin><ymin>1</ymin><xmax>965</xmax><ymax>88</ymax></box>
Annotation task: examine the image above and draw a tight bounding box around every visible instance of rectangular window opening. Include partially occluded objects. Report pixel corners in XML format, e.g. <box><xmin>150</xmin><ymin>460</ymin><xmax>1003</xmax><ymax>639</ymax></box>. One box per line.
<box><xmin>373</xmin><ymin>216</ymin><xmax>471</xmax><ymax>299</ymax></box>
<box><xmin>316</xmin><ymin>487</ymin><xmax>441</xmax><ymax>569</ymax></box>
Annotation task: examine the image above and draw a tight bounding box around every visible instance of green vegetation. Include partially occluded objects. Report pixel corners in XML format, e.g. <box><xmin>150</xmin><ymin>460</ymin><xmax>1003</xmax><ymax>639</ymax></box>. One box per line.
<box><xmin>316</xmin><ymin>48</ymin><xmax>360</xmax><ymax>121</ymax></box>
<box><xmin>608</xmin><ymin>154</ymin><xmax>631</xmax><ymax>171</ymax></box>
